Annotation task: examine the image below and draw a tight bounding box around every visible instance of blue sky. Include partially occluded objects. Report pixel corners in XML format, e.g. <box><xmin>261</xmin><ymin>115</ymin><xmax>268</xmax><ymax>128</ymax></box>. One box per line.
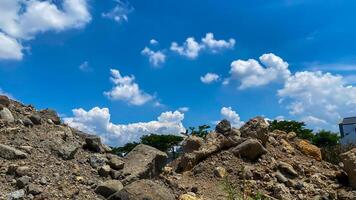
<box><xmin>1</xmin><ymin>0</ymin><xmax>356</xmax><ymax>146</ymax></box>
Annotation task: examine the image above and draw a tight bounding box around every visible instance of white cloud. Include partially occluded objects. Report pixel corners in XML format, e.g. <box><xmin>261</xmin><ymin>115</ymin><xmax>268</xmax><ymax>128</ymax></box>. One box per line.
<box><xmin>79</xmin><ymin>61</ymin><xmax>92</xmax><ymax>72</ymax></box>
<box><xmin>278</xmin><ymin>71</ymin><xmax>356</xmax><ymax>130</ymax></box>
<box><xmin>150</xmin><ymin>39</ymin><xmax>158</xmax><ymax>45</ymax></box>
<box><xmin>141</xmin><ymin>47</ymin><xmax>166</xmax><ymax>67</ymax></box>
<box><xmin>228</xmin><ymin>53</ymin><xmax>291</xmax><ymax>89</ymax></box>
<box><xmin>0</xmin><ymin>32</ymin><xmax>23</xmax><ymax>60</ymax></box>
<box><xmin>201</xmin><ymin>33</ymin><xmax>235</xmax><ymax>53</ymax></box>
<box><xmin>64</xmin><ymin>107</ymin><xmax>185</xmax><ymax>146</ymax></box>
<box><xmin>104</xmin><ymin>69</ymin><xmax>155</xmax><ymax>106</ymax></box>
<box><xmin>170</xmin><ymin>37</ymin><xmax>202</xmax><ymax>59</ymax></box>
<box><xmin>170</xmin><ymin>33</ymin><xmax>235</xmax><ymax>59</ymax></box>
<box><xmin>102</xmin><ymin>0</ymin><xmax>133</xmax><ymax>23</ymax></box>
<box><xmin>178</xmin><ymin>107</ymin><xmax>189</xmax><ymax>112</ymax></box>
<box><xmin>0</xmin><ymin>0</ymin><xmax>91</xmax><ymax>60</ymax></box>
<box><xmin>200</xmin><ymin>73</ymin><xmax>220</xmax><ymax>84</ymax></box>
<box><xmin>220</xmin><ymin>107</ymin><xmax>244</xmax><ymax>128</ymax></box>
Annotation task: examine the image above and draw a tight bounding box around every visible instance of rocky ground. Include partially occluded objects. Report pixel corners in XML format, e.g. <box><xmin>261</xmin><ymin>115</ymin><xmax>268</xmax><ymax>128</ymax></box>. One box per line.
<box><xmin>0</xmin><ymin>95</ymin><xmax>355</xmax><ymax>200</ymax></box>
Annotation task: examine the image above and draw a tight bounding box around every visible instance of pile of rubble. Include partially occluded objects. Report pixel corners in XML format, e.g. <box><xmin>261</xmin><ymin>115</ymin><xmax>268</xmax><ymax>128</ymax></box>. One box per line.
<box><xmin>1</xmin><ymin>95</ymin><xmax>356</xmax><ymax>200</ymax></box>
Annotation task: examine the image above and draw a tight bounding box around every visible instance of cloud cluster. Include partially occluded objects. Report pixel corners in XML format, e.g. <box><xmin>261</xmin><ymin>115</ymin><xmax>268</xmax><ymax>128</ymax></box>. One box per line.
<box><xmin>220</xmin><ymin>107</ymin><xmax>244</xmax><ymax>128</ymax></box>
<box><xmin>64</xmin><ymin>107</ymin><xmax>185</xmax><ymax>146</ymax></box>
<box><xmin>102</xmin><ymin>0</ymin><xmax>133</xmax><ymax>23</ymax></box>
<box><xmin>228</xmin><ymin>53</ymin><xmax>291</xmax><ymax>89</ymax></box>
<box><xmin>200</xmin><ymin>73</ymin><xmax>220</xmax><ymax>84</ymax></box>
<box><xmin>170</xmin><ymin>33</ymin><xmax>235</xmax><ymax>59</ymax></box>
<box><xmin>104</xmin><ymin>69</ymin><xmax>155</xmax><ymax>106</ymax></box>
<box><xmin>141</xmin><ymin>47</ymin><xmax>166</xmax><ymax>67</ymax></box>
<box><xmin>0</xmin><ymin>0</ymin><xmax>91</xmax><ymax>60</ymax></box>
<box><xmin>278</xmin><ymin>71</ymin><xmax>356</xmax><ymax>129</ymax></box>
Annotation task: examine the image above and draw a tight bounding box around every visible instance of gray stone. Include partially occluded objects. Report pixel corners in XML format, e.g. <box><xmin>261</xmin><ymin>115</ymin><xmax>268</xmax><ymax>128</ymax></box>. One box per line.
<box><xmin>23</xmin><ymin>118</ymin><xmax>34</xmax><ymax>127</ymax></box>
<box><xmin>8</xmin><ymin>189</ymin><xmax>25</xmax><ymax>200</ymax></box>
<box><xmin>55</xmin><ymin>144</ymin><xmax>79</xmax><ymax>160</ymax></box>
<box><xmin>122</xmin><ymin>144</ymin><xmax>167</xmax><ymax>184</ymax></box>
<box><xmin>0</xmin><ymin>144</ymin><xmax>27</xmax><ymax>160</ymax></box>
<box><xmin>0</xmin><ymin>107</ymin><xmax>14</xmax><ymax>123</ymax></box>
<box><xmin>108</xmin><ymin>179</ymin><xmax>174</xmax><ymax>200</ymax></box>
<box><xmin>275</xmin><ymin>171</ymin><xmax>288</xmax><ymax>183</ymax></box>
<box><xmin>16</xmin><ymin>176</ymin><xmax>30</xmax><ymax>189</ymax></box>
<box><xmin>278</xmin><ymin>161</ymin><xmax>298</xmax><ymax>178</ymax></box>
<box><xmin>340</xmin><ymin>148</ymin><xmax>356</xmax><ymax>189</ymax></box>
<box><xmin>39</xmin><ymin>109</ymin><xmax>61</xmax><ymax>125</ymax></box>
<box><xmin>108</xmin><ymin>155</ymin><xmax>125</xmax><ymax>170</ymax></box>
<box><xmin>16</xmin><ymin>166</ymin><xmax>30</xmax><ymax>177</ymax></box>
<box><xmin>27</xmin><ymin>184</ymin><xmax>42</xmax><ymax>195</ymax></box>
<box><xmin>240</xmin><ymin>117</ymin><xmax>269</xmax><ymax>146</ymax></box>
<box><xmin>95</xmin><ymin>180</ymin><xmax>123</xmax><ymax>198</ymax></box>
<box><xmin>215</xmin><ymin>119</ymin><xmax>231</xmax><ymax>134</ymax></box>
<box><xmin>89</xmin><ymin>154</ymin><xmax>108</xmax><ymax>168</ymax></box>
<box><xmin>98</xmin><ymin>165</ymin><xmax>111</xmax><ymax>177</ymax></box>
<box><xmin>29</xmin><ymin>115</ymin><xmax>41</xmax><ymax>125</ymax></box>
<box><xmin>84</xmin><ymin>136</ymin><xmax>111</xmax><ymax>153</ymax></box>
<box><xmin>232</xmin><ymin>139</ymin><xmax>267</xmax><ymax>161</ymax></box>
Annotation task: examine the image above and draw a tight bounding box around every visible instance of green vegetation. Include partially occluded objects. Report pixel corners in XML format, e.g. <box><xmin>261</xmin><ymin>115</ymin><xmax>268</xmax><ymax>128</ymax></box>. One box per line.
<box><xmin>220</xmin><ymin>176</ymin><xmax>268</xmax><ymax>200</ymax></box>
<box><xmin>312</xmin><ymin>130</ymin><xmax>340</xmax><ymax>147</ymax></box>
<box><xmin>186</xmin><ymin>125</ymin><xmax>211</xmax><ymax>138</ymax></box>
<box><xmin>111</xmin><ymin>134</ymin><xmax>183</xmax><ymax>157</ymax></box>
<box><xmin>269</xmin><ymin>120</ymin><xmax>314</xmax><ymax>141</ymax></box>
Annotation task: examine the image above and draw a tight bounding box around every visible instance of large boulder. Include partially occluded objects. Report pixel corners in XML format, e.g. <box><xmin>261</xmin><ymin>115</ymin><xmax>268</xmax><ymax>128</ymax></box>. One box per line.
<box><xmin>95</xmin><ymin>180</ymin><xmax>123</xmax><ymax>198</ymax></box>
<box><xmin>39</xmin><ymin>109</ymin><xmax>61</xmax><ymax>125</ymax></box>
<box><xmin>0</xmin><ymin>107</ymin><xmax>14</xmax><ymax>123</ymax></box>
<box><xmin>340</xmin><ymin>148</ymin><xmax>356</xmax><ymax>189</ymax></box>
<box><xmin>232</xmin><ymin>138</ymin><xmax>267</xmax><ymax>161</ymax></box>
<box><xmin>296</xmin><ymin>140</ymin><xmax>322</xmax><ymax>161</ymax></box>
<box><xmin>0</xmin><ymin>95</ymin><xmax>10</xmax><ymax>107</ymax></box>
<box><xmin>182</xmin><ymin>136</ymin><xmax>204</xmax><ymax>153</ymax></box>
<box><xmin>84</xmin><ymin>136</ymin><xmax>111</xmax><ymax>153</ymax></box>
<box><xmin>0</xmin><ymin>144</ymin><xmax>27</xmax><ymax>160</ymax></box>
<box><xmin>215</xmin><ymin>119</ymin><xmax>231</xmax><ymax>135</ymax></box>
<box><xmin>108</xmin><ymin>179</ymin><xmax>175</xmax><ymax>200</ymax></box>
<box><xmin>29</xmin><ymin>114</ymin><xmax>42</xmax><ymax>125</ymax></box>
<box><xmin>122</xmin><ymin>144</ymin><xmax>167</xmax><ymax>183</ymax></box>
<box><xmin>240</xmin><ymin>117</ymin><xmax>269</xmax><ymax>146</ymax></box>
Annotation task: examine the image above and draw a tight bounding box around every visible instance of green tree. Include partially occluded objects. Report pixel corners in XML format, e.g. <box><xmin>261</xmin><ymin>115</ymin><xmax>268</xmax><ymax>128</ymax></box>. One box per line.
<box><xmin>312</xmin><ymin>130</ymin><xmax>340</xmax><ymax>147</ymax></box>
<box><xmin>187</xmin><ymin>125</ymin><xmax>211</xmax><ymax>138</ymax></box>
<box><xmin>111</xmin><ymin>142</ymin><xmax>139</xmax><ymax>156</ymax></box>
<box><xmin>269</xmin><ymin>120</ymin><xmax>314</xmax><ymax>141</ymax></box>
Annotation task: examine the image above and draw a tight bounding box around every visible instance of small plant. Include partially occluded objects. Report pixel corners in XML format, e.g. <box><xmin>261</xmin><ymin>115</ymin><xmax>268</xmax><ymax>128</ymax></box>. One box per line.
<box><xmin>220</xmin><ymin>176</ymin><xmax>239</xmax><ymax>200</ymax></box>
<box><xmin>186</xmin><ymin>125</ymin><xmax>211</xmax><ymax>138</ymax></box>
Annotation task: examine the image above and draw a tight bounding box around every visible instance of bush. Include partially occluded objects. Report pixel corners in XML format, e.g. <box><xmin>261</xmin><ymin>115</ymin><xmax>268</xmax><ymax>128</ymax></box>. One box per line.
<box><xmin>312</xmin><ymin>130</ymin><xmax>340</xmax><ymax>147</ymax></box>
<box><xmin>269</xmin><ymin>120</ymin><xmax>314</xmax><ymax>141</ymax></box>
<box><xmin>186</xmin><ymin>125</ymin><xmax>211</xmax><ymax>138</ymax></box>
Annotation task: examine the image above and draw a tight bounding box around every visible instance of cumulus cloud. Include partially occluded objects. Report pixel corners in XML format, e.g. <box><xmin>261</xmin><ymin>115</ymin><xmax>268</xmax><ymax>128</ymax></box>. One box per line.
<box><xmin>64</xmin><ymin>107</ymin><xmax>185</xmax><ymax>146</ymax></box>
<box><xmin>220</xmin><ymin>107</ymin><xmax>244</xmax><ymax>127</ymax></box>
<box><xmin>170</xmin><ymin>33</ymin><xmax>235</xmax><ymax>59</ymax></box>
<box><xmin>104</xmin><ymin>69</ymin><xmax>155</xmax><ymax>106</ymax></box>
<box><xmin>0</xmin><ymin>0</ymin><xmax>91</xmax><ymax>60</ymax></box>
<box><xmin>141</xmin><ymin>47</ymin><xmax>166</xmax><ymax>67</ymax></box>
<box><xmin>278</xmin><ymin>71</ymin><xmax>356</xmax><ymax>130</ymax></box>
<box><xmin>228</xmin><ymin>53</ymin><xmax>291</xmax><ymax>89</ymax></box>
<box><xmin>150</xmin><ymin>39</ymin><xmax>158</xmax><ymax>45</ymax></box>
<box><xmin>102</xmin><ymin>0</ymin><xmax>133</xmax><ymax>23</ymax></box>
<box><xmin>200</xmin><ymin>73</ymin><xmax>220</xmax><ymax>84</ymax></box>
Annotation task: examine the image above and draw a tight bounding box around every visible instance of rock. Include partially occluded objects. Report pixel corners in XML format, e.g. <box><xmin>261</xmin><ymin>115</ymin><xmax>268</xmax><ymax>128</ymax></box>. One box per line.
<box><xmin>232</xmin><ymin>139</ymin><xmax>267</xmax><ymax>161</ymax></box>
<box><xmin>107</xmin><ymin>155</ymin><xmax>125</xmax><ymax>170</ymax></box>
<box><xmin>95</xmin><ymin>180</ymin><xmax>124</xmax><ymax>198</ymax></box>
<box><xmin>179</xmin><ymin>193</ymin><xmax>202</xmax><ymax>200</ymax></box>
<box><xmin>84</xmin><ymin>136</ymin><xmax>111</xmax><ymax>153</ymax></box>
<box><xmin>340</xmin><ymin>148</ymin><xmax>356</xmax><ymax>189</ymax></box>
<box><xmin>0</xmin><ymin>144</ymin><xmax>28</xmax><ymax>160</ymax></box>
<box><xmin>122</xmin><ymin>144</ymin><xmax>168</xmax><ymax>183</ymax></box>
<box><xmin>280</xmin><ymin>139</ymin><xmax>294</xmax><ymax>154</ymax></box>
<box><xmin>7</xmin><ymin>165</ymin><xmax>18</xmax><ymax>175</ymax></box>
<box><xmin>54</xmin><ymin>143</ymin><xmax>79</xmax><ymax>160</ymax></box>
<box><xmin>27</xmin><ymin>184</ymin><xmax>42</xmax><ymax>195</ymax></box>
<box><xmin>8</xmin><ymin>189</ymin><xmax>25</xmax><ymax>200</ymax></box>
<box><xmin>16</xmin><ymin>176</ymin><xmax>30</xmax><ymax>189</ymax></box>
<box><xmin>240</xmin><ymin>117</ymin><xmax>269</xmax><ymax>145</ymax></box>
<box><xmin>0</xmin><ymin>107</ymin><xmax>14</xmax><ymax>122</ymax></box>
<box><xmin>215</xmin><ymin>119</ymin><xmax>231</xmax><ymax>134</ymax></box>
<box><xmin>272</xmin><ymin>183</ymin><xmax>292</xmax><ymax>200</ymax></box>
<box><xmin>22</xmin><ymin>118</ymin><xmax>34</xmax><ymax>127</ymax></box>
<box><xmin>39</xmin><ymin>109</ymin><xmax>61</xmax><ymax>125</ymax></box>
<box><xmin>98</xmin><ymin>165</ymin><xmax>111</xmax><ymax>177</ymax></box>
<box><xmin>29</xmin><ymin>114</ymin><xmax>42</xmax><ymax>125</ymax></box>
<box><xmin>278</xmin><ymin>161</ymin><xmax>298</xmax><ymax>178</ymax></box>
<box><xmin>275</xmin><ymin>171</ymin><xmax>288</xmax><ymax>183</ymax></box>
<box><xmin>287</xmin><ymin>132</ymin><xmax>297</xmax><ymax>140</ymax></box>
<box><xmin>0</xmin><ymin>95</ymin><xmax>10</xmax><ymax>107</ymax></box>
<box><xmin>88</xmin><ymin>154</ymin><xmax>108</xmax><ymax>168</ymax></box>
<box><xmin>107</xmin><ymin>179</ymin><xmax>175</xmax><ymax>200</ymax></box>
<box><xmin>110</xmin><ymin>170</ymin><xmax>122</xmax><ymax>179</ymax></box>
<box><xmin>296</xmin><ymin>140</ymin><xmax>322</xmax><ymax>161</ymax></box>
<box><xmin>182</xmin><ymin>136</ymin><xmax>204</xmax><ymax>153</ymax></box>
<box><xmin>214</xmin><ymin>166</ymin><xmax>227</xmax><ymax>178</ymax></box>
<box><xmin>16</xmin><ymin>166</ymin><xmax>30</xmax><ymax>177</ymax></box>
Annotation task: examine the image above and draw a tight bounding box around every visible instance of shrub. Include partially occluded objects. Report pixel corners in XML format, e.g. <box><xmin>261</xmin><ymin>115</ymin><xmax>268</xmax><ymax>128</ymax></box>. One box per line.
<box><xmin>269</xmin><ymin>120</ymin><xmax>314</xmax><ymax>141</ymax></box>
<box><xmin>187</xmin><ymin>125</ymin><xmax>211</xmax><ymax>138</ymax></box>
<box><xmin>312</xmin><ymin>130</ymin><xmax>340</xmax><ymax>147</ymax></box>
